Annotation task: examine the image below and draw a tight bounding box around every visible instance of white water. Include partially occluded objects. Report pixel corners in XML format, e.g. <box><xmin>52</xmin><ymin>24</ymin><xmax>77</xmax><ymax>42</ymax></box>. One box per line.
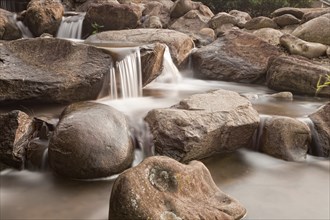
<box><xmin>16</xmin><ymin>20</ymin><xmax>33</xmax><ymax>38</ymax></box>
<box><xmin>56</xmin><ymin>12</ymin><xmax>85</xmax><ymax>39</ymax></box>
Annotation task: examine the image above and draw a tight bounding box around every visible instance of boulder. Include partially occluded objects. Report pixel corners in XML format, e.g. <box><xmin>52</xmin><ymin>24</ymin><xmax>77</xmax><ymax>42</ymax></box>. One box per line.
<box><xmin>0</xmin><ymin>38</ymin><xmax>113</xmax><ymax>104</ymax></box>
<box><xmin>309</xmin><ymin>103</ymin><xmax>330</xmax><ymax>157</ymax></box>
<box><xmin>271</xmin><ymin>7</ymin><xmax>305</xmax><ymax>19</ymax></box>
<box><xmin>228</xmin><ymin>10</ymin><xmax>251</xmax><ymax>28</ymax></box>
<box><xmin>82</xmin><ymin>3</ymin><xmax>141</xmax><ymax>38</ymax></box>
<box><xmin>327</xmin><ymin>47</ymin><xmax>330</xmax><ymax>57</ymax></box>
<box><xmin>109</xmin><ymin>156</ymin><xmax>247</xmax><ymax>220</ymax></box>
<box><xmin>170</xmin><ymin>0</ymin><xmax>196</xmax><ymax>19</ymax></box>
<box><xmin>208</xmin><ymin>12</ymin><xmax>238</xmax><ymax>30</ymax></box>
<box><xmin>301</xmin><ymin>9</ymin><xmax>330</xmax><ymax>23</ymax></box>
<box><xmin>244</xmin><ymin>16</ymin><xmax>278</xmax><ymax>30</ymax></box>
<box><xmin>266</xmin><ymin>56</ymin><xmax>330</xmax><ymax>97</ymax></box>
<box><xmin>142</xmin><ymin>1</ymin><xmax>171</xmax><ymax>27</ymax></box>
<box><xmin>23</xmin><ymin>0</ymin><xmax>64</xmax><ymax>37</ymax></box>
<box><xmin>145</xmin><ymin>89</ymin><xmax>259</xmax><ymax>162</ymax></box>
<box><xmin>259</xmin><ymin>116</ymin><xmax>311</xmax><ymax>161</ymax></box>
<box><xmin>142</xmin><ymin>15</ymin><xmax>163</xmax><ymax>28</ymax></box>
<box><xmin>192</xmin><ymin>30</ymin><xmax>281</xmax><ymax>83</ymax></box>
<box><xmin>0</xmin><ymin>110</ymin><xmax>34</xmax><ymax>169</ymax></box>
<box><xmin>280</xmin><ymin>34</ymin><xmax>327</xmax><ymax>59</ymax></box>
<box><xmin>140</xmin><ymin>42</ymin><xmax>166</xmax><ymax>86</ymax></box>
<box><xmin>292</xmin><ymin>16</ymin><xmax>330</xmax><ymax>45</ymax></box>
<box><xmin>253</xmin><ymin>28</ymin><xmax>283</xmax><ymax>46</ymax></box>
<box><xmin>48</xmin><ymin>102</ymin><xmax>134</xmax><ymax>179</ymax></box>
<box><xmin>76</xmin><ymin>0</ymin><xmax>120</xmax><ymax>12</ymax></box>
<box><xmin>0</xmin><ymin>9</ymin><xmax>22</xmax><ymax>40</ymax></box>
<box><xmin>86</xmin><ymin>29</ymin><xmax>194</xmax><ymax>67</ymax></box>
<box><xmin>273</xmin><ymin>14</ymin><xmax>300</xmax><ymax>27</ymax></box>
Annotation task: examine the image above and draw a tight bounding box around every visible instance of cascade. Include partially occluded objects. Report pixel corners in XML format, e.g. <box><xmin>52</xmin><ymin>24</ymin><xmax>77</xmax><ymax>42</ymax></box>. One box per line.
<box><xmin>56</xmin><ymin>12</ymin><xmax>85</xmax><ymax>39</ymax></box>
<box><xmin>15</xmin><ymin>14</ymin><xmax>33</xmax><ymax>38</ymax></box>
<box><xmin>0</xmin><ymin>0</ymin><xmax>28</xmax><ymax>12</ymax></box>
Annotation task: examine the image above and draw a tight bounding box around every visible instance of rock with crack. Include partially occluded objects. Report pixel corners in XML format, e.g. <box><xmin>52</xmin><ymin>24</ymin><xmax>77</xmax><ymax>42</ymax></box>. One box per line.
<box><xmin>109</xmin><ymin>156</ymin><xmax>247</xmax><ymax>220</ymax></box>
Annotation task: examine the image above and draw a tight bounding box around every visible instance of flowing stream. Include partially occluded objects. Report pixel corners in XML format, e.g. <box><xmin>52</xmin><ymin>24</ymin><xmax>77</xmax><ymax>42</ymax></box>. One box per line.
<box><xmin>0</xmin><ymin>44</ymin><xmax>329</xmax><ymax>220</ymax></box>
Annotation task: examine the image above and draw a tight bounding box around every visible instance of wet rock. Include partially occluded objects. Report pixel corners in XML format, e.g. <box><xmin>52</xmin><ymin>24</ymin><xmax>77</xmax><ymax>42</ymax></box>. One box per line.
<box><xmin>280</xmin><ymin>34</ymin><xmax>327</xmax><ymax>59</ymax></box>
<box><xmin>273</xmin><ymin>14</ymin><xmax>300</xmax><ymax>27</ymax></box>
<box><xmin>109</xmin><ymin>156</ymin><xmax>247</xmax><ymax>220</ymax></box>
<box><xmin>271</xmin><ymin>7</ymin><xmax>305</xmax><ymax>19</ymax></box>
<box><xmin>259</xmin><ymin>116</ymin><xmax>311</xmax><ymax>161</ymax></box>
<box><xmin>309</xmin><ymin>103</ymin><xmax>330</xmax><ymax>157</ymax></box>
<box><xmin>253</xmin><ymin>28</ymin><xmax>283</xmax><ymax>46</ymax></box>
<box><xmin>0</xmin><ymin>9</ymin><xmax>22</xmax><ymax>40</ymax></box>
<box><xmin>145</xmin><ymin>89</ymin><xmax>259</xmax><ymax>162</ymax></box>
<box><xmin>292</xmin><ymin>16</ymin><xmax>330</xmax><ymax>45</ymax></box>
<box><xmin>87</xmin><ymin>28</ymin><xmax>194</xmax><ymax>67</ymax></box>
<box><xmin>192</xmin><ymin>30</ymin><xmax>281</xmax><ymax>83</ymax></box>
<box><xmin>23</xmin><ymin>0</ymin><xmax>64</xmax><ymax>37</ymax></box>
<box><xmin>0</xmin><ymin>37</ymin><xmax>113</xmax><ymax>104</ymax></box>
<box><xmin>208</xmin><ymin>12</ymin><xmax>238</xmax><ymax>30</ymax></box>
<box><xmin>49</xmin><ymin>102</ymin><xmax>134</xmax><ymax>179</ymax></box>
<box><xmin>268</xmin><ymin>92</ymin><xmax>293</xmax><ymax>100</ymax></box>
<box><xmin>244</xmin><ymin>16</ymin><xmax>278</xmax><ymax>30</ymax></box>
<box><xmin>0</xmin><ymin>110</ymin><xmax>34</xmax><ymax>169</ymax></box>
<box><xmin>82</xmin><ymin>3</ymin><xmax>141</xmax><ymax>38</ymax></box>
<box><xmin>228</xmin><ymin>10</ymin><xmax>251</xmax><ymax>28</ymax></box>
<box><xmin>140</xmin><ymin>42</ymin><xmax>166</xmax><ymax>86</ymax></box>
<box><xmin>266</xmin><ymin>55</ymin><xmax>330</xmax><ymax>97</ymax></box>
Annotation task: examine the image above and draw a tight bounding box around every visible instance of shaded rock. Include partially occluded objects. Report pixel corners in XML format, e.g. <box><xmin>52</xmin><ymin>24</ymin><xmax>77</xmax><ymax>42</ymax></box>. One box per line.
<box><xmin>280</xmin><ymin>34</ymin><xmax>327</xmax><ymax>58</ymax></box>
<box><xmin>87</xmin><ymin>28</ymin><xmax>194</xmax><ymax>67</ymax></box>
<box><xmin>140</xmin><ymin>42</ymin><xmax>166</xmax><ymax>86</ymax></box>
<box><xmin>23</xmin><ymin>0</ymin><xmax>64</xmax><ymax>37</ymax></box>
<box><xmin>244</xmin><ymin>16</ymin><xmax>278</xmax><ymax>30</ymax></box>
<box><xmin>0</xmin><ymin>9</ymin><xmax>22</xmax><ymax>40</ymax></box>
<box><xmin>192</xmin><ymin>30</ymin><xmax>281</xmax><ymax>83</ymax></box>
<box><xmin>208</xmin><ymin>12</ymin><xmax>238</xmax><ymax>30</ymax></box>
<box><xmin>109</xmin><ymin>156</ymin><xmax>247</xmax><ymax>220</ymax></box>
<box><xmin>229</xmin><ymin>10</ymin><xmax>251</xmax><ymax>28</ymax></box>
<box><xmin>194</xmin><ymin>27</ymin><xmax>215</xmax><ymax>47</ymax></box>
<box><xmin>76</xmin><ymin>0</ymin><xmax>120</xmax><ymax>12</ymax></box>
<box><xmin>0</xmin><ymin>38</ymin><xmax>113</xmax><ymax>104</ymax></box>
<box><xmin>82</xmin><ymin>3</ymin><xmax>141</xmax><ymax>38</ymax></box>
<box><xmin>301</xmin><ymin>9</ymin><xmax>330</xmax><ymax>23</ymax></box>
<box><xmin>253</xmin><ymin>28</ymin><xmax>283</xmax><ymax>46</ymax></box>
<box><xmin>142</xmin><ymin>15</ymin><xmax>163</xmax><ymax>28</ymax></box>
<box><xmin>0</xmin><ymin>110</ymin><xmax>34</xmax><ymax>169</ymax></box>
<box><xmin>145</xmin><ymin>89</ymin><xmax>259</xmax><ymax>162</ymax></box>
<box><xmin>266</xmin><ymin>56</ymin><xmax>330</xmax><ymax>97</ymax></box>
<box><xmin>271</xmin><ymin>7</ymin><xmax>305</xmax><ymax>19</ymax></box>
<box><xmin>327</xmin><ymin>47</ymin><xmax>330</xmax><ymax>57</ymax></box>
<box><xmin>292</xmin><ymin>16</ymin><xmax>330</xmax><ymax>45</ymax></box>
<box><xmin>309</xmin><ymin>103</ymin><xmax>330</xmax><ymax>157</ymax></box>
<box><xmin>142</xmin><ymin>1</ymin><xmax>171</xmax><ymax>27</ymax></box>
<box><xmin>170</xmin><ymin>0</ymin><xmax>195</xmax><ymax>19</ymax></box>
<box><xmin>259</xmin><ymin>116</ymin><xmax>311</xmax><ymax>161</ymax></box>
<box><xmin>273</xmin><ymin>14</ymin><xmax>300</xmax><ymax>27</ymax></box>
<box><xmin>49</xmin><ymin>102</ymin><xmax>134</xmax><ymax>179</ymax></box>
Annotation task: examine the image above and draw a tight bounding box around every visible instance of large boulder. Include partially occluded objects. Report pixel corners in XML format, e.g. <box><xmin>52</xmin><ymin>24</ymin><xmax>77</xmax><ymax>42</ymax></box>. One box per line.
<box><xmin>145</xmin><ymin>89</ymin><xmax>259</xmax><ymax>162</ymax></box>
<box><xmin>292</xmin><ymin>16</ymin><xmax>330</xmax><ymax>45</ymax></box>
<box><xmin>76</xmin><ymin>0</ymin><xmax>120</xmax><ymax>12</ymax></box>
<box><xmin>259</xmin><ymin>116</ymin><xmax>311</xmax><ymax>161</ymax></box>
<box><xmin>191</xmin><ymin>30</ymin><xmax>281</xmax><ymax>83</ymax></box>
<box><xmin>208</xmin><ymin>12</ymin><xmax>238</xmax><ymax>33</ymax></box>
<box><xmin>309</xmin><ymin>103</ymin><xmax>330</xmax><ymax>157</ymax></box>
<box><xmin>0</xmin><ymin>38</ymin><xmax>113</xmax><ymax>104</ymax></box>
<box><xmin>109</xmin><ymin>156</ymin><xmax>247</xmax><ymax>220</ymax></box>
<box><xmin>228</xmin><ymin>10</ymin><xmax>251</xmax><ymax>28</ymax></box>
<box><xmin>142</xmin><ymin>1</ymin><xmax>172</xmax><ymax>27</ymax></box>
<box><xmin>82</xmin><ymin>3</ymin><xmax>141</xmax><ymax>38</ymax></box>
<box><xmin>23</xmin><ymin>0</ymin><xmax>64</xmax><ymax>37</ymax></box>
<box><xmin>87</xmin><ymin>28</ymin><xmax>194</xmax><ymax>67</ymax></box>
<box><xmin>244</xmin><ymin>16</ymin><xmax>278</xmax><ymax>30</ymax></box>
<box><xmin>253</xmin><ymin>28</ymin><xmax>283</xmax><ymax>46</ymax></box>
<box><xmin>170</xmin><ymin>0</ymin><xmax>196</xmax><ymax>19</ymax></box>
<box><xmin>301</xmin><ymin>9</ymin><xmax>330</xmax><ymax>23</ymax></box>
<box><xmin>280</xmin><ymin>34</ymin><xmax>328</xmax><ymax>58</ymax></box>
<box><xmin>0</xmin><ymin>9</ymin><xmax>22</xmax><ymax>40</ymax></box>
<box><xmin>48</xmin><ymin>102</ymin><xmax>134</xmax><ymax>179</ymax></box>
<box><xmin>0</xmin><ymin>110</ymin><xmax>34</xmax><ymax>169</ymax></box>
<box><xmin>266</xmin><ymin>56</ymin><xmax>330</xmax><ymax>97</ymax></box>
<box><xmin>273</xmin><ymin>14</ymin><xmax>300</xmax><ymax>27</ymax></box>
<box><xmin>271</xmin><ymin>7</ymin><xmax>305</xmax><ymax>19</ymax></box>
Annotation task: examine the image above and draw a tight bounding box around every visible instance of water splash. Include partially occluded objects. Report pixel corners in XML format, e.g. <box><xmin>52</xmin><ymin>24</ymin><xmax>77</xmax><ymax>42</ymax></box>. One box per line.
<box><xmin>56</xmin><ymin>12</ymin><xmax>85</xmax><ymax>39</ymax></box>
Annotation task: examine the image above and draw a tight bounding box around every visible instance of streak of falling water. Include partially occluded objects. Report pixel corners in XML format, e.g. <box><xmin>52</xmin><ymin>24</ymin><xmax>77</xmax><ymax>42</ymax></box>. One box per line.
<box><xmin>56</xmin><ymin>12</ymin><xmax>86</xmax><ymax>39</ymax></box>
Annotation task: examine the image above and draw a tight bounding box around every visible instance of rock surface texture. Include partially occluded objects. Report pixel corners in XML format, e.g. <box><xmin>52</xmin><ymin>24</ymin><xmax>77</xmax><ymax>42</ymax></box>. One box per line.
<box><xmin>145</xmin><ymin>89</ymin><xmax>259</xmax><ymax>162</ymax></box>
<box><xmin>109</xmin><ymin>156</ymin><xmax>247</xmax><ymax>220</ymax></box>
<box><xmin>48</xmin><ymin>102</ymin><xmax>134</xmax><ymax>179</ymax></box>
<box><xmin>0</xmin><ymin>9</ymin><xmax>22</xmax><ymax>40</ymax></box>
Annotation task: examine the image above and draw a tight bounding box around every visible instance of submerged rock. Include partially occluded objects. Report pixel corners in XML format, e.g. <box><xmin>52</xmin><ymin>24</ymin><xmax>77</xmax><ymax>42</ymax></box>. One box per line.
<box><xmin>192</xmin><ymin>30</ymin><xmax>281</xmax><ymax>83</ymax></box>
<box><xmin>0</xmin><ymin>110</ymin><xmax>34</xmax><ymax>169</ymax></box>
<box><xmin>309</xmin><ymin>103</ymin><xmax>330</xmax><ymax>157</ymax></box>
<box><xmin>0</xmin><ymin>37</ymin><xmax>113</xmax><ymax>104</ymax></box>
<box><xmin>266</xmin><ymin>55</ymin><xmax>330</xmax><ymax>97</ymax></box>
<box><xmin>145</xmin><ymin>89</ymin><xmax>259</xmax><ymax>162</ymax></box>
<box><xmin>23</xmin><ymin>0</ymin><xmax>64</xmax><ymax>37</ymax></box>
<box><xmin>48</xmin><ymin>102</ymin><xmax>134</xmax><ymax>179</ymax></box>
<box><xmin>109</xmin><ymin>156</ymin><xmax>247</xmax><ymax>220</ymax></box>
<box><xmin>87</xmin><ymin>28</ymin><xmax>194</xmax><ymax>67</ymax></box>
<box><xmin>259</xmin><ymin>116</ymin><xmax>311</xmax><ymax>161</ymax></box>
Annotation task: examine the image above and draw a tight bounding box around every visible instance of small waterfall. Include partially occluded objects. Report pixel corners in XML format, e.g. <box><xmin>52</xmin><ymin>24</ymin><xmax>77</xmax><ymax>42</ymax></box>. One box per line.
<box><xmin>41</xmin><ymin>147</ymin><xmax>49</xmax><ymax>171</ymax></box>
<box><xmin>56</xmin><ymin>12</ymin><xmax>85</xmax><ymax>39</ymax></box>
<box><xmin>0</xmin><ymin>0</ymin><xmax>28</xmax><ymax>12</ymax></box>
<box><xmin>16</xmin><ymin>20</ymin><xmax>33</xmax><ymax>38</ymax></box>
<box><xmin>251</xmin><ymin>115</ymin><xmax>271</xmax><ymax>151</ymax></box>
<box><xmin>154</xmin><ymin>46</ymin><xmax>182</xmax><ymax>83</ymax></box>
